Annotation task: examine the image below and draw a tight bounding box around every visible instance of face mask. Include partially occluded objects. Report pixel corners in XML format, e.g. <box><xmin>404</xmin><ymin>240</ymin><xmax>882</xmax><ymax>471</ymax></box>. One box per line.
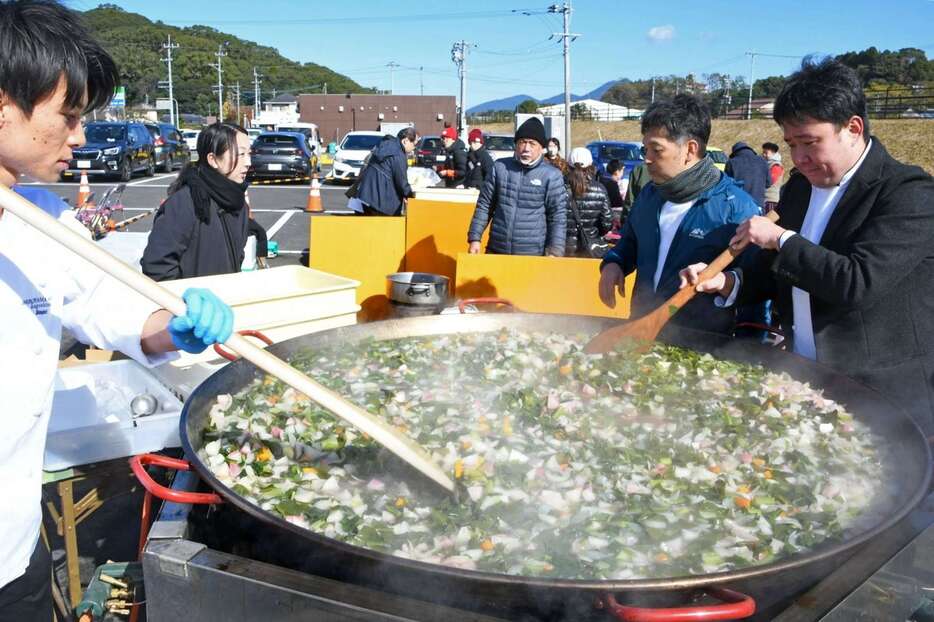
<box><xmin>547</xmin><ymin>146</ymin><xmax>558</xmax><ymax>156</ymax></box>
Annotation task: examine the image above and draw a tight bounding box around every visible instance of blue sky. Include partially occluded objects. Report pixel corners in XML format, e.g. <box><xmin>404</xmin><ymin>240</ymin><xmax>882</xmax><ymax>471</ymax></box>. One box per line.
<box><xmin>70</xmin><ymin>0</ymin><xmax>934</xmax><ymax>105</ymax></box>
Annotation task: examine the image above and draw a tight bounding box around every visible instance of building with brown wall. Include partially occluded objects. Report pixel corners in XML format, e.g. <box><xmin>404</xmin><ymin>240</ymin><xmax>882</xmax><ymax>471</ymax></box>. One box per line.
<box><xmin>296</xmin><ymin>94</ymin><xmax>457</xmax><ymax>144</ymax></box>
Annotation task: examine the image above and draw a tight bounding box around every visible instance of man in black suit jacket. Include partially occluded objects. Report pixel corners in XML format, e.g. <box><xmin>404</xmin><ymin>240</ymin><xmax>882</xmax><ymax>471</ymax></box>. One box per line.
<box><xmin>681</xmin><ymin>58</ymin><xmax>934</xmax><ymax>434</ymax></box>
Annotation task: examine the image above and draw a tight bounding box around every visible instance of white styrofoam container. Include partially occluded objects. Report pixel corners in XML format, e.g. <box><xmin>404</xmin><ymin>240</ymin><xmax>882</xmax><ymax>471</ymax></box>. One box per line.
<box><xmin>45</xmin><ymin>360</ymin><xmax>184</xmax><ymax>471</ymax></box>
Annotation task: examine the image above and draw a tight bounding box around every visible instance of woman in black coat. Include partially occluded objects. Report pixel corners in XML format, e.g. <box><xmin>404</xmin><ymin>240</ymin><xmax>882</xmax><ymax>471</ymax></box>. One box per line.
<box><xmin>142</xmin><ymin>123</ymin><xmax>252</xmax><ymax>280</ymax></box>
<box><xmin>355</xmin><ymin>127</ymin><xmax>417</xmax><ymax>215</ymax></box>
<box><xmin>564</xmin><ymin>147</ymin><xmax>613</xmax><ymax>258</ymax></box>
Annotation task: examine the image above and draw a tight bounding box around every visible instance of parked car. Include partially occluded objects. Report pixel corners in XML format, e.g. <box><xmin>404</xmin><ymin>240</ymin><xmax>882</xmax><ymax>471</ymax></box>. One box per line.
<box><xmin>181</xmin><ymin>129</ymin><xmax>200</xmax><ymax>152</ymax></box>
<box><xmin>62</xmin><ymin>121</ymin><xmax>156</xmax><ymax>181</ymax></box>
<box><xmin>144</xmin><ymin>122</ymin><xmax>190</xmax><ymax>173</ymax></box>
<box><xmin>414</xmin><ymin>135</ymin><xmax>445</xmax><ymax>168</ymax></box>
<box><xmin>331</xmin><ymin>131</ymin><xmax>383</xmax><ymax>181</ymax></box>
<box><xmin>586</xmin><ymin>141</ymin><xmax>644</xmax><ymax>178</ymax></box>
<box><xmin>706</xmin><ymin>147</ymin><xmax>728</xmax><ymax>171</ymax></box>
<box><xmin>247</xmin><ymin>127</ymin><xmax>263</xmax><ymax>140</ymax></box>
<box><xmin>248</xmin><ymin>132</ymin><xmax>318</xmax><ymax>181</ymax></box>
<box><xmin>484</xmin><ymin>134</ymin><xmax>515</xmax><ymax>161</ymax></box>
<box><xmin>276</xmin><ymin>123</ymin><xmax>321</xmax><ymax>165</ymax></box>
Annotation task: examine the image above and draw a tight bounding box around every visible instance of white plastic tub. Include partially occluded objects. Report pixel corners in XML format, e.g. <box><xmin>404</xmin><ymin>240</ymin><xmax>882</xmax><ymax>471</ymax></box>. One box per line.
<box><xmin>45</xmin><ymin>360</ymin><xmax>184</xmax><ymax>471</ymax></box>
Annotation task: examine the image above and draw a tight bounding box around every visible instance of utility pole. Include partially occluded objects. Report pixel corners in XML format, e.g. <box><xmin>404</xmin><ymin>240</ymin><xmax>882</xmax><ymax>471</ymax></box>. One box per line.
<box><xmin>160</xmin><ymin>34</ymin><xmax>179</xmax><ymax>127</ymax></box>
<box><xmin>746</xmin><ymin>51</ymin><xmax>756</xmax><ymax>120</ymax></box>
<box><xmin>651</xmin><ymin>76</ymin><xmax>656</xmax><ymax>104</ymax></box>
<box><xmin>252</xmin><ymin>67</ymin><xmax>263</xmax><ymax>119</ymax></box>
<box><xmin>550</xmin><ymin>2</ymin><xmax>578</xmax><ymax>158</ymax></box>
<box><xmin>323</xmin><ymin>82</ymin><xmax>327</xmax><ymax>95</ymax></box>
<box><xmin>233</xmin><ymin>82</ymin><xmax>241</xmax><ymax>124</ymax></box>
<box><xmin>451</xmin><ymin>41</ymin><xmax>473</xmax><ymax>139</ymax></box>
<box><xmin>386</xmin><ymin>61</ymin><xmax>400</xmax><ymax>95</ymax></box>
<box><xmin>210</xmin><ymin>42</ymin><xmax>228</xmax><ymax>121</ymax></box>
<box><xmin>419</xmin><ymin>66</ymin><xmax>424</xmax><ymax>96</ymax></box>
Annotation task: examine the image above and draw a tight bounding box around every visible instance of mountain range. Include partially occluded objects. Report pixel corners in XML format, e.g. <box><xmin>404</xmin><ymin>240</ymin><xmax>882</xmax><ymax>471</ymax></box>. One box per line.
<box><xmin>467</xmin><ymin>80</ymin><xmax>620</xmax><ymax>114</ymax></box>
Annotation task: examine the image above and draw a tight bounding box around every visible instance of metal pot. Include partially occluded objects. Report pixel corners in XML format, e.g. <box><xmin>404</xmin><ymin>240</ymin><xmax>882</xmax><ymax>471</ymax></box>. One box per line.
<box><xmin>387</xmin><ymin>272</ymin><xmax>449</xmax><ymax>306</ymax></box>
<box><xmin>175</xmin><ymin>314</ymin><xmax>932</xmax><ymax>620</ymax></box>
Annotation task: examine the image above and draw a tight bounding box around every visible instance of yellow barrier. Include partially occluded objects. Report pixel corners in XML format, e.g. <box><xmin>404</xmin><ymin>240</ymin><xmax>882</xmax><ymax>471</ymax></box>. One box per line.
<box><xmin>309</xmin><ymin>214</ymin><xmax>406</xmax><ymax>321</ymax></box>
<box><xmin>405</xmin><ymin>198</ymin><xmax>487</xmax><ymax>293</ymax></box>
<box><xmin>455</xmin><ymin>252</ymin><xmax>635</xmax><ymax>319</ymax></box>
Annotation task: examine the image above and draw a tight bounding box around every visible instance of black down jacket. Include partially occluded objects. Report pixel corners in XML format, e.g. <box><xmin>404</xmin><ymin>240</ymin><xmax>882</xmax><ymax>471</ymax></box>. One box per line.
<box><xmin>442</xmin><ymin>139</ymin><xmax>468</xmax><ymax>188</ymax></box>
<box><xmin>141</xmin><ymin>186</ymin><xmax>248</xmax><ymax>280</ymax></box>
<box><xmin>565</xmin><ymin>180</ymin><xmax>614</xmax><ymax>257</ymax></box>
<box><xmin>468</xmin><ymin>157</ymin><xmax>567</xmax><ymax>256</ymax></box>
<box><xmin>356</xmin><ymin>136</ymin><xmax>413</xmax><ymax>215</ymax></box>
<box><xmin>465</xmin><ymin>146</ymin><xmax>495</xmax><ymax>190</ymax></box>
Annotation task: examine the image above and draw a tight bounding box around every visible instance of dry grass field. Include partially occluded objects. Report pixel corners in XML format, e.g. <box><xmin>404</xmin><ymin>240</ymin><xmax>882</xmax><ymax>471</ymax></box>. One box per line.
<box><xmin>480</xmin><ymin>119</ymin><xmax>934</xmax><ymax>174</ymax></box>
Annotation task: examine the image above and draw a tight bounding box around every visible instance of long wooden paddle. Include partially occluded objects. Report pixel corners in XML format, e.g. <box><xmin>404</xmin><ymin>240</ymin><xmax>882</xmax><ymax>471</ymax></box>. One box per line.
<box><xmin>0</xmin><ymin>185</ymin><xmax>455</xmax><ymax>493</ymax></box>
<box><xmin>584</xmin><ymin>210</ymin><xmax>780</xmax><ymax>354</ymax></box>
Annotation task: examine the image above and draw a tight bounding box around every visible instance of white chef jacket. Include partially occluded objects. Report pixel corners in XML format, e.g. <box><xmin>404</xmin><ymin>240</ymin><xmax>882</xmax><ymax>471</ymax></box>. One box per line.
<box><xmin>0</xmin><ymin>186</ymin><xmax>175</xmax><ymax>589</ymax></box>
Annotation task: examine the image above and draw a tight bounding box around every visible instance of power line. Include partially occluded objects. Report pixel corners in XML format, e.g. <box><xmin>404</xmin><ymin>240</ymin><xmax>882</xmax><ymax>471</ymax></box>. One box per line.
<box><xmin>162</xmin><ymin>8</ymin><xmax>550</xmax><ymax>26</ymax></box>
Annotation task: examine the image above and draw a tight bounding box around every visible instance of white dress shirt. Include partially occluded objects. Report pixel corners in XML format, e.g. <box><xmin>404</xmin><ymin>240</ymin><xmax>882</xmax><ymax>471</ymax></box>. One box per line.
<box><xmin>654</xmin><ymin>199</ymin><xmax>695</xmax><ymax>290</ymax></box>
<box><xmin>0</xmin><ymin>186</ymin><xmax>174</xmax><ymax>589</ymax></box>
<box><xmin>786</xmin><ymin>140</ymin><xmax>872</xmax><ymax>359</ymax></box>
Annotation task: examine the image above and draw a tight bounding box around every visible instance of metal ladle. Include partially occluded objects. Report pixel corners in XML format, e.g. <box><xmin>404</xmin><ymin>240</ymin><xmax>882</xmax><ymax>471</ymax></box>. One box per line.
<box><xmin>130</xmin><ymin>392</ymin><xmax>159</xmax><ymax>417</ymax></box>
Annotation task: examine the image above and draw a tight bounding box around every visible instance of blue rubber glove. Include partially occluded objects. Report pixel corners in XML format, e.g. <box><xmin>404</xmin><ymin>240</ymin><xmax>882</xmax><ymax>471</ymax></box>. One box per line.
<box><xmin>168</xmin><ymin>288</ymin><xmax>234</xmax><ymax>354</ymax></box>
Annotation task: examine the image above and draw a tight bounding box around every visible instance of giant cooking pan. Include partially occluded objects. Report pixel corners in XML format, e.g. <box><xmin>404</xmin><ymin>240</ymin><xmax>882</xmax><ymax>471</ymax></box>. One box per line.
<box><xmin>168</xmin><ymin>313</ymin><xmax>931</xmax><ymax>621</ymax></box>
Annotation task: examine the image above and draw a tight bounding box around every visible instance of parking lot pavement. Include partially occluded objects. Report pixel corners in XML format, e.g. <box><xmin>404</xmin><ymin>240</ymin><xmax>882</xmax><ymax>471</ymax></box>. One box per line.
<box><xmin>22</xmin><ymin>174</ymin><xmax>354</xmax><ymax>268</ymax></box>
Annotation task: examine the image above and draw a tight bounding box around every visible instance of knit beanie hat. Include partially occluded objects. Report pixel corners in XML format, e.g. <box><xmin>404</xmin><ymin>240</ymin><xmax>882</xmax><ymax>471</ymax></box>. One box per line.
<box><xmin>441</xmin><ymin>127</ymin><xmax>458</xmax><ymax>140</ymax></box>
<box><xmin>514</xmin><ymin>117</ymin><xmax>546</xmax><ymax>147</ymax></box>
<box><xmin>468</xmin><ymin>128</ymin><xmax>483</xmax><ymax>143</ymax></box>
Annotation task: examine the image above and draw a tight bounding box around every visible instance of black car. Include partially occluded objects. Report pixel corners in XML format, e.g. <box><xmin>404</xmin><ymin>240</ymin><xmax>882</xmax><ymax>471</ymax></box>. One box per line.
<box><xmin>63</xmin><ymin>122</ymin><xmax>156</xmax><ymax>181</ymax></box>
<box><xmin>144</xmin><ymin>122</ymin><xmax>191</xmax><ymax>172</ymax></box>
<box><xmin>249</xmin><ymin>132</ymin><xmax>317</xmax><ymax>180</ymax></box>
<box><xmin>414</xmin><ymin>135</ymin><xmax>446</xmax><ymax>168</ymax></box>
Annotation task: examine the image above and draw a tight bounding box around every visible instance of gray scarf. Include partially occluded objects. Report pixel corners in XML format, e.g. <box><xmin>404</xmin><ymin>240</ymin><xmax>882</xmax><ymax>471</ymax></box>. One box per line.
<box><xmin>654</xmin><ymin>156</ymin><xmax>721</xmax><ymax>203</ymax></box>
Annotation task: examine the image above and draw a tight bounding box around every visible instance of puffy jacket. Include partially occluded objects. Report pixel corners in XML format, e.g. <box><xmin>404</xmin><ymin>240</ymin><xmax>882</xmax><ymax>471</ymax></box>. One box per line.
<box><xmin>600</xmin><ymin>173</ymin><xmax>760</xmax><ymax>335</ymax></box>
<box><xmin>725</xmin><ymin>142</ymin><xmax>769</xmax><ymax>207</ymax></box>
<box><xmin>441</xmin><ymin>139</ymin><xmax>468</xmax><ymax>188</ymax></box>
<box><xmin>565</xmin><ymin>180</ymin><xmax>613</xmax><ymax>257</ymax></box>
<box><xmin>356</xmin><ymin>136</ymin><xmax>413</xmax><ymax>215</ymax></box>
<box><xmin>468</xmin><ymin>156</ymin><xmax>567</xmax><ymax>256</ymax></box>
<box><xmin>142</xmin><ymin>185</ymin><xmax>248</xmax><ymax>280</ymax></box>
<box><xmin>465</xmin><ymin>147</ymin><xmax>495</xmax><ymax>190</ymax></box>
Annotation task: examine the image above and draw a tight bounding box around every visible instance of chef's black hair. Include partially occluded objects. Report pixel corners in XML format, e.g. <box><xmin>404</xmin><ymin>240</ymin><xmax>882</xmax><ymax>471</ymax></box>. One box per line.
<box><xmin>0</xmin><ymin>0</ymin><xmax>120</xmax><ymax>116</ymax></box>
<box><xmin>773</xmin><ymin>57</ymin><xmax>869</xmax><ymax>141</ymax></box>
<box><xmin>640</xmin><ymin>94</ymin><xmax>710</xmax><ymax>155</ymax></box>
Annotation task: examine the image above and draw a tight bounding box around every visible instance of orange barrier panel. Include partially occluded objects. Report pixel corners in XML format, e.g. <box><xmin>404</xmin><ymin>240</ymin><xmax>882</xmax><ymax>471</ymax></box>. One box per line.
<box><xmin>309</xmin><ymin>214</ymin><xmax>406</xmax><ymax>321</ymax></box>
<box><xmin>455</xmin><ymin>252</ymin><xmax>635</xmax><ymax>319</ymax></box>
<box><xmin>405</xmin><ymin>197</ymin><xmax>487</xmax><ymax>294</ymax></box>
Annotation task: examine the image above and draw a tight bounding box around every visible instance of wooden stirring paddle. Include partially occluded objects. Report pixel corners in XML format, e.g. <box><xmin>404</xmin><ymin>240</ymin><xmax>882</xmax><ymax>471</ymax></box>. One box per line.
<box><xmin>584</xmin><ymin>210</ymin><xmax>780</xmax><ymax>354</ymax></box>
<box><xmin>0</xmin><ymin>185</ymin><xmax>455</xmax><ymax>494</ymax></box>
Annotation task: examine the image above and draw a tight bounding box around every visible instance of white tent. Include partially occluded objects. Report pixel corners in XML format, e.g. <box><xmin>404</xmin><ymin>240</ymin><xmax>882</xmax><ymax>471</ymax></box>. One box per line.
<box><xmin>538</xmin><ymin>99</ymin><xmax>643</xmax><ymax>122</ymax></box>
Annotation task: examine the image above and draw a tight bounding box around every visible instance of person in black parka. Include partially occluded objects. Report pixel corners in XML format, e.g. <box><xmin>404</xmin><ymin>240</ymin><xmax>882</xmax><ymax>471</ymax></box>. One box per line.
<box><xmin>142</xmin><ymin>123</ymin><xmax>252</xmax><ymax>280</ymax></box>
<box><xmin>564</xmin><ymin>147</ymin><xmax>613</xmax><ymax>257</ymax></box>
<box><xmin>725</xmin><ymin>141</ymin><xmax>769</xmax><ymax>207</ymax></box>
<box><xmin>356</xmin><ymin>127</ymin><xmax>417</xmax><ymax>216</ymax></box>
<box><xmin>465</xmin><ymin>128</ymin><xmax>495</xmax><ymax>190</ymax></box>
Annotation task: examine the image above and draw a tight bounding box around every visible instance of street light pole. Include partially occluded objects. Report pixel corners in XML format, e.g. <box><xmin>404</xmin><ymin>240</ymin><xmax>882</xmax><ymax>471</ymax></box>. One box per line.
<box><xmin>160</xmin><ymin>34</ymin><xmax>179</xmax><ymax>127</ymax></box>
<box><xmin>252</xmin><ymin>67</ymin><xmax>263</xmax><ymax>120</ymax></box>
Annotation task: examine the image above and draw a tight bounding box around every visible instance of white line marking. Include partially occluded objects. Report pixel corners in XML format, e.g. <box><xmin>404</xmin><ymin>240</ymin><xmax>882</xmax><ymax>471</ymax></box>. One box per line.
<box><xmin>126</xmin><ymin>173</ymin><xmax>176</xmax><ymax>187</ymax></box>
<box><xmin>118</xmin><ymin>206</ymin><xmax>294</xmax><ymax>213</ymax></box>
<box><xmin>265</xmin><ymin>211</ymin><xmax>296</xmax><ymax>238</ymax></box>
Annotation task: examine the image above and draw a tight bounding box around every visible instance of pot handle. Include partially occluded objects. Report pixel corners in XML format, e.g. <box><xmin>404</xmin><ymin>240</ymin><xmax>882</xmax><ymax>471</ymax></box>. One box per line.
<box><xmin>405</xmin><ymin>284</ymin><xmax>433</xmax><ymax>297</ymax></box>
<box><xmin>129</xmin><ymin>453</ymin><xmax>223</xmax><ymax>505</ymax></box>
<box><xmin>597</xmin><ymin>588</ymin><xmax>756</xmax><ymax>622</ymax></box>
<box><xmin>213</xmin><ymin>329</ymin><xmax>274</xmax><ymax>362</ymax></box>
<box><xmin>458</xmin><ymin>297</ymin><xmax>516</xmax><ymax>314</ymax></box>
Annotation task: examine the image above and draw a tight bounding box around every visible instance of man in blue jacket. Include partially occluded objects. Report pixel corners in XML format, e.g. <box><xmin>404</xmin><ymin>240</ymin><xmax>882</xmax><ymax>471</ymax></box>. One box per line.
<box><xmin>467</xmin><ymin>117</ymin><xmax>567</xmax><ymax>256</ymax></box>
<box><xmin>598</xmin><ymin>94</ymin><xmax>760</xmax><ymax>335</ymax></box>
<box><xmin>725</xmin><ymin>141</ymin><xmax>769</xmax><ymax>208</ymax></box>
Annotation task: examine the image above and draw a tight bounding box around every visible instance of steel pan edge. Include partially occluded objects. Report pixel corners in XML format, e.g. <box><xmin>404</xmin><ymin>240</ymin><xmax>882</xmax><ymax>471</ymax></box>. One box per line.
<box><xmin>178</xmin><ymin>313</ymin><xmax>933</xmax><ymax>594</ymax></box>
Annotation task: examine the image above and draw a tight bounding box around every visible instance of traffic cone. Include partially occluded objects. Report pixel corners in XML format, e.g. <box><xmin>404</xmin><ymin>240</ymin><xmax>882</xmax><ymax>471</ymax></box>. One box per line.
<box><xmin>76</xmin><ymin>172</ymin><xmax>91</xmax><ymax>208</ymax></box>
<box><xmin>304</xmin><ymin>172</ymin><xmax>323</xmax><ymax>213</ymax></box>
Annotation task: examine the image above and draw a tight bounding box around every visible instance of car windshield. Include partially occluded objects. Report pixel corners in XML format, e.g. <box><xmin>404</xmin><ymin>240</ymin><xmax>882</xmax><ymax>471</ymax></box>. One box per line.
<box><xmin>599</xmin><ymin>145</ymin><xmax>642</xmax><ymax>161</ymax></box>
<box><xmin>485</xmin><ymin>136</ymin><xmax>515</xmax><ymax>151</ymax></box>
<box><xmin>257</xmin><ymin>135</ymin><xmax>301</xmax><ymax>147</ymax></box>
<box><xmin>85</xmin><ymin>125</ymin><xmax>126</xmax><ymax>143</ymax></box>
<box><xmin>341</xmin><ymin>135</ymin><xmax>382</xmax><ymax>151</ymax></box>
<box><xmin>418</xmin><ymin>138</ymin><xmax>441</xmax><ymax>150</ymax></box>
<box><xmin>707</xmin><ymin>150</ymin><xmax>728</xmax><ymax>164</ymax></box>
<box><xmin>182</xmin><ymin>131</ymin><xmax>198</xmax><ymax>139</ymax></box>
